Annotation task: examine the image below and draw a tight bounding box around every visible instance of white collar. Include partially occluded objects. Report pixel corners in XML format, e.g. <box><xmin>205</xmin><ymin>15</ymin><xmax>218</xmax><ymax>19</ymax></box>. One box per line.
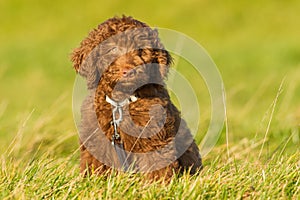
<box><xmin>105</xmin><ymin>95</ymin><xmax>138</xmax><ymax>107</ymax></box>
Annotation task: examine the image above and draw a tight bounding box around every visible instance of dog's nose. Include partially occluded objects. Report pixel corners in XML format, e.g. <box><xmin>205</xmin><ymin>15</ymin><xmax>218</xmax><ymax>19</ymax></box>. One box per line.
<box><xmin>122</xmin><ymin>67</ymin><xmax>136</xmax><ymax>77</ymax></box>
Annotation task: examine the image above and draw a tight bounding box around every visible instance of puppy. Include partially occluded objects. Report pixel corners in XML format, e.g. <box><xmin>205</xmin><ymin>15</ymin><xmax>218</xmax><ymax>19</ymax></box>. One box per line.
<box><xmin>71</xmin><ymin>16</ymin><xmax>202</xmax><ymax>181</ymax></box>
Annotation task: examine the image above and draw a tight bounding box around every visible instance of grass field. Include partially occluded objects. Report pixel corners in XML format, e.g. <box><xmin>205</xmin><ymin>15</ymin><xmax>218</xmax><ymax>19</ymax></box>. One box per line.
<box><xmin>0</xmin><ymin>0</ymin><xmax>299</xmax><ymax>199</ymax></box>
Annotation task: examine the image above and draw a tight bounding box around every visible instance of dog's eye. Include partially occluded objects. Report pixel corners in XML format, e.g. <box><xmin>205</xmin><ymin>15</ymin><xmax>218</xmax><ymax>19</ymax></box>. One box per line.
<box><xmin>138</xmin><ymin>49</ymin><xmax>143</xmax><ymax>57</ymax></box>
<box><xmin>109</xmin><ymin>47</ymin><xmax>118</xmax><ymax>54</ymax></box>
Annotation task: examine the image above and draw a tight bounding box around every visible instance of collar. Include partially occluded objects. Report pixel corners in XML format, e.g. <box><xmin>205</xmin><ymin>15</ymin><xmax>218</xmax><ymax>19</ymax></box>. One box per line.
<box><xmin>105</xmin><ymin>95</ymin><xmax>138</xmax><ymax>107</ymax></box>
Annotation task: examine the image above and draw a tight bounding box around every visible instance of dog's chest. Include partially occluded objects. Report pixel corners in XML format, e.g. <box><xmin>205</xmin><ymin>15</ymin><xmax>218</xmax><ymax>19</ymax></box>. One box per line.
<box><xmin>96</xmin><ymin>97</ymin><xmax>175</xmax><ymax>149</ymax></box>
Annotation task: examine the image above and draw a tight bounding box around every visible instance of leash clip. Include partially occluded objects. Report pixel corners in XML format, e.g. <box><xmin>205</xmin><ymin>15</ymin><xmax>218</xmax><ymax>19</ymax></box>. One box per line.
<box><xmin>106</xmin><ymin>96</ymin><xmax>129</xmax><ymax>146</ymax></box>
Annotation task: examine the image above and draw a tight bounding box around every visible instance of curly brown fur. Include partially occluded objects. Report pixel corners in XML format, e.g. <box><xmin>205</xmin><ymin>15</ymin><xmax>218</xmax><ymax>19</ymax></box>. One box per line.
<box><xmin>71</xmin><ymin>16</ymin><xmax>202</xmax><ymax>181</ymax></box>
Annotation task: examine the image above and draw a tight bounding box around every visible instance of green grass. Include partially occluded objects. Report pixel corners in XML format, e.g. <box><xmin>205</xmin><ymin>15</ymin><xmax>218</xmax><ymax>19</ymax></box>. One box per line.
<box><xmin>1</xmin><ymin>140</ymin><xmax>299</xmax><ymax>199</ymax></box>
<box><xmin>1</xmin><ymin>0</ymin><xmax>300</xmax><ymax>199</ymax></box>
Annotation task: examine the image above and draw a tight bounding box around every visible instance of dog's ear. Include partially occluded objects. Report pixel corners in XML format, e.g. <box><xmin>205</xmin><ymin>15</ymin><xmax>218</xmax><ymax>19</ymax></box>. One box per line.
<box><xmin>151</xmin><ymin>29</ymin><xmax>173</xmax><ymax>79</ymax></box>
<box><xmin>71</xmin><ymin>45</ymin><xmax>100</xmax><ymax>89</ymax></box>
<box><xmin>154</xmin><ymin>49</ymin><xmax>172</xmax><ymax>79</ymax></box>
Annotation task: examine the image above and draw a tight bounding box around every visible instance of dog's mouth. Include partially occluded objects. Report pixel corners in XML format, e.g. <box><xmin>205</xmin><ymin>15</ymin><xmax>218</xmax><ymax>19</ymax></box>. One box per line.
<box><xmin>116</xmin><ymin>78</ymin><xmax>139</xmax><ymax>93</ymax></box>
<box><xmin>109</xmin><ymin>64</ymin><xmax>151</xmax><ymax>95</ymax></box>
<box><xmin>114</xmin><ymin>75</ymin><xmax>149</xmax><ymax>95</ymax></box>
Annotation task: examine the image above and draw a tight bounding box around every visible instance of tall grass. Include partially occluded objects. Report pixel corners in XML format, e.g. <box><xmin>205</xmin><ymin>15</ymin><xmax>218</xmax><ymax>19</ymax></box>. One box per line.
<box><xmin>1</xmin><ymin>124</ymin><xmax>299</xmax><ymax>199</ymax></box>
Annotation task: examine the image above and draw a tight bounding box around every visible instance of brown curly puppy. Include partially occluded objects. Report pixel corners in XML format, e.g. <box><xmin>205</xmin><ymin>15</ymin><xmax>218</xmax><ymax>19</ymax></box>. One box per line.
<box><xmin>71</xmin><ymin>16</ymin><xmax>202</xmax><ymax>181</ymax></box>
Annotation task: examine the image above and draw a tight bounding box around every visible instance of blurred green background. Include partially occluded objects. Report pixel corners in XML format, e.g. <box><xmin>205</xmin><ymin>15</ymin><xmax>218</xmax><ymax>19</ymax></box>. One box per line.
<box><xmin>0</xmin><ymin>0</ymin><xmax>299</xmax><ymax>155</ymax></box>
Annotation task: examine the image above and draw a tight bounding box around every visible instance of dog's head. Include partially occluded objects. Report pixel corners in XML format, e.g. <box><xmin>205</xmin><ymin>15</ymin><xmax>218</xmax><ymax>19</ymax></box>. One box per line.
<box><xmin>71</xmin><ymin>16</ymin><xmax>172</xmax><ymax>93</ymax></box>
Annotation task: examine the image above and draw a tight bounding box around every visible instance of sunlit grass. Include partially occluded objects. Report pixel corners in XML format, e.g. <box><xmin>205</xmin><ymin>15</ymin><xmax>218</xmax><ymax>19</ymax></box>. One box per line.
<box><xmin>1</xmin><ymin>127</ymin><xmax>299</xmax><ymax>199</ymax></box>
